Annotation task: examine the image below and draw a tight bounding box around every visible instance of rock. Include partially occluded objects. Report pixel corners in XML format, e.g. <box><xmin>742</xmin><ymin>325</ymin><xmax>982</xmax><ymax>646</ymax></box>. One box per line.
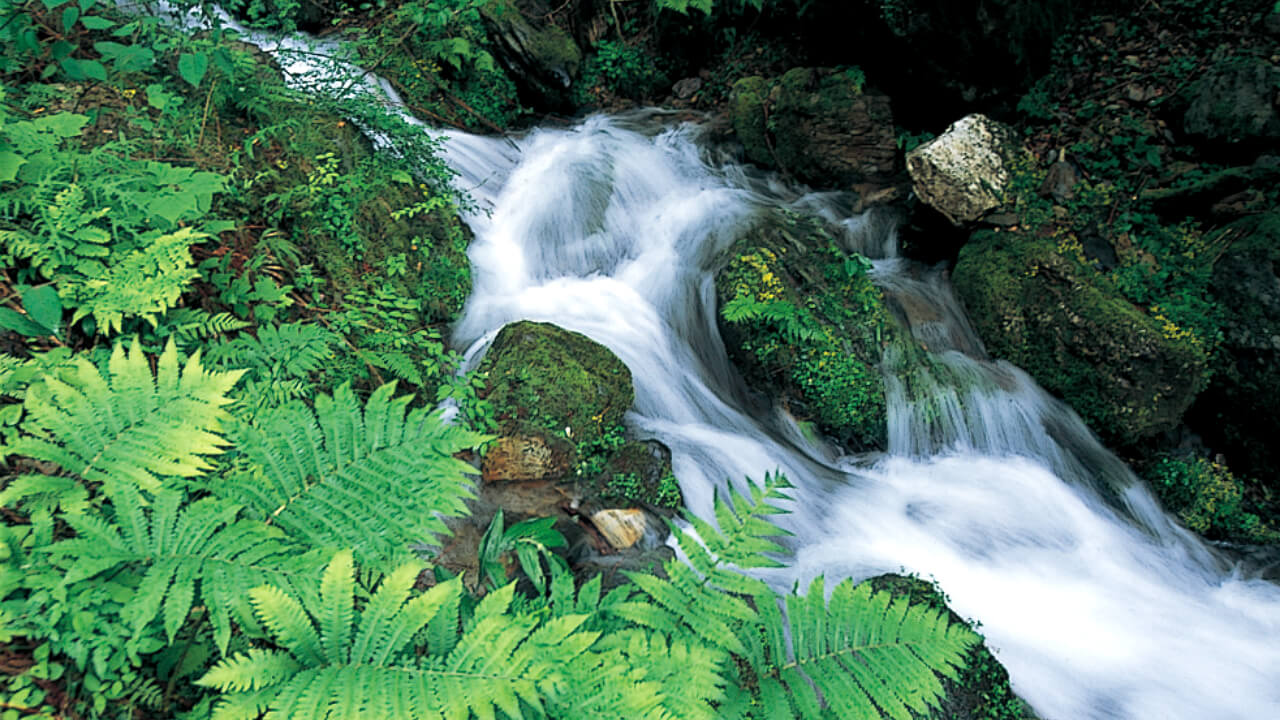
<box><xmin>1038</xmin><ymin>160</ymin><xmax>1079</xmax><ymax>204</ymax></box>
<box><xmin>953</xmin><ymin>230</ymin><xmax>1209</xmax><ymax>445</ymax></box>
<box><xmin>729</xmin><ymin>68</ymin><xmax>897</xmax><ymax>187</ymax></box>
<box><xmin>1182</xmin><ymin>58</ymin><xmax>1280</xmax><ymax>144</ymax></box>
<box><xmin>906</xmin><ymin>114</ymin><xmax>1026</xmax><ymax>226</ymax></box>
<box><xmin>482</xmin><ymin>0</ymin><xmax>582</xmax><ymax>109</ymax></box>
<box><xmin>598</xmin><ymin>439</ymin><xmax>683</xmax><ymax>510</ymax></box>
<box><xmin>715</xmin><ymin>212</ymin><xmax>896</xmax><ymax>451</ymax></box>
<box><xmin>480</xmin><ymin>320</ymin><xmax>633</xmax><ymax>445</ymax></box>
<box><xmin>672</xmin><ymin>77</ymin><xmax>702</xmax><ymax>100</ymax></box>
<box><xmin>482</xmin><ymin>435</ymin><xmax>571</xmax><ymax>483</ymax></box>
<box><xmin>1191</xmin><ymin>212</ymin><xmax>1280</xmax><ymax>489</ymax></box>
<box><xmin>589</xmin><ymin>509</ymin><xmax>651</xmax><ymax>550</ymax></box>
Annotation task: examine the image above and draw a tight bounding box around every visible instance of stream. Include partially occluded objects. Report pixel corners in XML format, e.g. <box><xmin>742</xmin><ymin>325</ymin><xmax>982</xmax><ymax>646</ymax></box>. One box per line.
<box><xmin>150</xmin><ymin>9</ymin><xmax>1280</xmax><ymax>717</ymax></box>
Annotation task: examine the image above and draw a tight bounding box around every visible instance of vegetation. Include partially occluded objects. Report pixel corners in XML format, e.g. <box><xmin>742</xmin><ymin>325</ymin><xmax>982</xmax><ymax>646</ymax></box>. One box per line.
<box><xmin>717</xmin><ymin>211</ymin><xmax>893</xmax><ymax>450</ymax></box>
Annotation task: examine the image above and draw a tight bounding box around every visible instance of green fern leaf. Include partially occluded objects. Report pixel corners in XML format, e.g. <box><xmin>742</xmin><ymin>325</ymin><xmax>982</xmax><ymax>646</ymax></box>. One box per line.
<box><xmin>7</xmin><ymin>338</ymin><xmax>244</xmax><ymax>492</ymax></box>
<box><xmin>221</xmin><ymin>382</ymin><xmax>485</xmax><ymax>566</ymax></box>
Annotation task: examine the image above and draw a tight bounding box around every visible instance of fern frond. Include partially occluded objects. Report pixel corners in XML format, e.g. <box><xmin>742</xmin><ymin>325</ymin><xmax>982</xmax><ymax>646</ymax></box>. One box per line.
<box><xmin>7</xmin><ymin>338</ymin><xmax>244</xmax><ymax>492</ymax></box>
<box><xmin>64</xmin><ymin>227</ymin><xmax>204</xmax><ymax>335</ymax></box>
<box><xmin>221</xmin><ymin>382</ymin><xmax>485</xmax><ymax>566</ymax></box>
<box><xmin>202</xmin><ymin>552</ymin><xmax>645</xmax><ymax>720</ymax></box>
<box><xmin>48</xmin><ymin>483</ymin><xmax>313</xmax><ymax>653</ymax></box>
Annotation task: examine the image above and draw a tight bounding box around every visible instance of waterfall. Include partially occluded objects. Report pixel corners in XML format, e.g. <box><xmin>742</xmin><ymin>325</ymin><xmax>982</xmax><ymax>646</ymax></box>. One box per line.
<box><xmin>133</xmin><ymin>10</ymin><xmax>1280</xmax><ymax>715</ymax></box>
<box><xmin>445</xmin><ymin>113</ymin><xmax>1280</xmax><ymax>720</ymax></box>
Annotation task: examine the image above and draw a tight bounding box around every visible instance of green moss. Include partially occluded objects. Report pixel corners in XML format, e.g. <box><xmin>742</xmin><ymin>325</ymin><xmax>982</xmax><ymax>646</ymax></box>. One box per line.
<box><xmin>598</xmin><ymin>441</ymin><xmax>683</xmax><ymax>511</ymax></box>
<box><xmin>953</xmin><ymin>229</ymin><xmax>1208</xmax><ymax>445</ymax></box>
<box><xmin>729</xmin><ymin>76</ymin><xmax>772</xmax><ymax>167</ymax></box>
<box><xmin>715</xmin><ymin>212</ymin><xmax>892</xmax><ymax>450</ymax></box>
<box><xmin>1142</xmin><ymin>456</ymin><xmax>1276</xmax><ymax>544</ymax></box>
<box><xmin>479</xmin><ymin>321</ymin><xmax>634</xmax><ymax>446</ymax></box>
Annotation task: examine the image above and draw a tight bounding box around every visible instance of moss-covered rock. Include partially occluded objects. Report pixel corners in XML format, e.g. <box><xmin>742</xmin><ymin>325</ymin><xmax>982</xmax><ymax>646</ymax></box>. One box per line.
<box><xmin>728</xmin><ymin>67</ymin><xmax>896</xmax><ymax>188</ymax></box>
<box><xmin>478</xmin><ymin>321</ymin><xmax>683</xmax><ymax>510</ymax></box>
<box><xmin>482</xmin><ymin>0</ymin><xmax>582</xmax><ymax>110</ymax></box>
<box><xmin>480</xmin><ymin>321</ymin><xmax>633</xmax><ymax>443</ymax></box>
<box><xmin>1190</xmin><ymin>211</ymin><xmax>1280</xmax><ymax>515</ymax></box>
<box><xmin>715</xmin><ymin>212</ymin><xmax>894</xmax><ymax>451</ymax></box>
<box><xmin>953</xmin><ymin>230</ymin><xmax>1209</xmax><ymax>445</ymax></box>
<box><xmin>866</xmin><ymin>575</ymin><xmax>1039</xmax><ymax>720</ymax></box>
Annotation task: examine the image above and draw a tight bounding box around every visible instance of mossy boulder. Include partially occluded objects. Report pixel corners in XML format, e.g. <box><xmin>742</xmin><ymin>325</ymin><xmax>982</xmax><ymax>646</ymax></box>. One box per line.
<box><xmin>480</xmin><ymin>320</ymin><xmax>633</xmax><ymax>443</ymax></box>
<box><xmin>729</xmin><ymin>68</ymin><xmax>896</xmax><ymax>188</ymax></box>
<box><xmin>1191</xmin><ymin>211</ymin><xmax>1280</xmax><ymax>505</ymax></box>
<box><xmin>482</xmin><ymin>0</ymin><xmax>583</xmax><ymax>110</ymax></box>
<box><xmin>1182</xmin><ymin>56</ymin><xmax>1280</xmax><ymax>145</ymax></box>
<box><xmin>478</xmin><ymin>320</ymin><xmax>683</xmax><ymax>510</ymax></box>
<box><xmin>715</xmin><ymin>212</ymin><xmax>894</xmax><ymax>451</ymax></box>
<box><xmin>866</xmin><ymin>575</ymin><xmax>1039</xmax><ymax>720</ymax></box>
<box><xmin>952</xmin><ymin>230</ymin><xmax>1209</xmax><ymax>445</ymax></box>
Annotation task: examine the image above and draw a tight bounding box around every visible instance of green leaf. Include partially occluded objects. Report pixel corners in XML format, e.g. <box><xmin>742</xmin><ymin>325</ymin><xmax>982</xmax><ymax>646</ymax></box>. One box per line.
<box><xmin>0</xmin><ymin>308</ymin><xmax>51</xmax><ymax>337</ymax></box>
<box><xmin>62</xmin><ymin>7</ymin><xmax>80</xmax><ymax>33</ymax></box>
<box><xmin>81</xmin><ymin>16</ymin><xmax>114</xmax><ymax>30</ymax></box>
<box><xmin>21</xmin><ymin>286</ymin><xmax>62</xmax><ymax>334</ymax></box>
<box><xmin>0</xmin><ymin>151</ymin><xmax>25</xmax><ymax>182</ymax></box>
<box><xmin>178</xmin><ymin>52</ymin><xmax>208</xmax><ymax>88</ymax></box>
<box><xmin>78</xmin><ymin>60</ymin><xmax>107</xmax><ymax>82</ymax></box>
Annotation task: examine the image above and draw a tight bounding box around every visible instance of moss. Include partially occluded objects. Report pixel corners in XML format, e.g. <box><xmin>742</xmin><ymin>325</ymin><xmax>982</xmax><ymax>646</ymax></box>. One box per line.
<box><xmin>715</xmin><ymin>212</ymin><xmax>893</xmax><ymax>451</ymax></box>
<box><xmin>952</xmin><ymin>229</ymin><xmax>1208</xmax><ymax>445</ymax></box>
<box><xmin>597</xmin><ymin>440</ymin><xmax>683</xmax><ymax>511</ymax></box>
<box><xmin>866</xmin><ymin>575</ymin><xmax>1039</xmax><ymax>720</ymax></box>
<box><xmin>479</xmin><ymin>321</ymin><xmax>634</xmax><ymax>447</ymax></box>
<box><xmin>729</xmin><ymin>76</ymin><xmax>773</xmax><ymax>167</ymax></box>
<box><xmin>1141</xmin><ymin>456</ymin><xmax>1276</xmax><ymax>544</ymax></box>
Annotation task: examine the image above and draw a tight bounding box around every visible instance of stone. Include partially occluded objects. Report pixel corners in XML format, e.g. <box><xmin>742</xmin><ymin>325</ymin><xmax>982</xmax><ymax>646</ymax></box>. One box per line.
<box><xmin>672</xmin><ymin>77</ymin><xmax>702</xmax><ymax>100</ymax></box>
<box><xmin>589</xmin><ymin>509</ymin><xmax>650</xmax><ymax>550</ymax></box>
<box><xmin>1182</xmin><ymin>58</ymin><xmax>1280</xmax><ymax>144</ymax></box>
<box><xmin>482</xmin><ymin>435</ymin><xmax>571</xmax><ymax>483</ymax></box>
<box><xmin>906</xmin><ymin>114</ymin><xmax>1026</xmax><ymax>226</ymax></box>
<box><xmin>1038</xmin><ymin>161</ymin><xmax>1079</xmax><ymax>204</ymax></box>
<box><xmin>953</xmin><ymin>229</ymin><xmax>1209</xmax><ymax>444</ymax></box>
<box><xmin>482</xmin><ymin>0</ymin><xmax>582</xmax><ymax>108</ymax></box>
<box><xmin>729</xmin><ymin>68</ymin><xmax>897</xmax><ymax>187</ymax></box>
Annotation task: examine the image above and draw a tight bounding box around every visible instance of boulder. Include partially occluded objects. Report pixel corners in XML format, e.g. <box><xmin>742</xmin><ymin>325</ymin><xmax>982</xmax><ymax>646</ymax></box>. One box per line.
<box><xmin>715</xmin><ymin>212</ymin><xmax>896</xmax><ymax>451</ymax></box>
<box><xmin>1182</xmin><ymin>57</ymin><xmax>1280</xmax><ymax>144</ymax></box>
<box><xmin>953</xmin><ymin>230</ymin><xmax>1209</xmax><ymax>445</ymax></box>
<box><xmin>729</xmin><ymin>68</ymin><xmax>897</xmax><ymax>188</ymax></box>
<box><xmin>906</xmin><ymin>114</ymin><xmax>1026</xmax><ymax>225</ymax></box>
<box><xmin>1191</xmin><ymin>212</ymin><xmax>1280</xmax><ymax>491</ymax></box>
<box><xmin>479</xmin><ymin>320</ymin><xmax>633</xmax><ymax>446</ymax></box>
<box><xmin>482</xmin><ymin>0</ymin><xmax>582</xmax><ymax>109</ymax></box>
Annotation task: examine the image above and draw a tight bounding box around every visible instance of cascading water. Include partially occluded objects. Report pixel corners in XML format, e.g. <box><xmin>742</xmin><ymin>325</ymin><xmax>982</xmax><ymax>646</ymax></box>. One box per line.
<box><xmin>443</xmin><ymin>113</ymin><xmax>1280</xmax><ymax>720</ymax></box>
<box><xmin>133</xmin><ymin>10</ymin><xmax>1280</xmax><ymax>716</ymax></box>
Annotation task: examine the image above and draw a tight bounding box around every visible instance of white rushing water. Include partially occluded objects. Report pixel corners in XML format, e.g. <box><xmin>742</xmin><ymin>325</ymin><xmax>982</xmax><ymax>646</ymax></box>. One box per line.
<box><xmin>145</xmin><ymin>10</ymin><xmax>1280</xmax><ymax>716</ymax></box>
<box><xmin>441</xmin><ymin>114</ymin><xmax>1280</xmax><ymax>720</ymax></box>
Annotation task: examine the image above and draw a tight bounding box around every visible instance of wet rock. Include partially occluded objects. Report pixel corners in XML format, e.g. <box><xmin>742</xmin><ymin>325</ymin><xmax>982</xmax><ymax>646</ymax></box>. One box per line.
<box><xmin>715</xmin><ymin>212</ymin><xmax>896</xmax><ymax>451</ymax></box>
<box><xmin>1182</xmin><ymin>57</ymin><xmax>1280</xmax><ymax>144</ymax></box>
<box><xmin>672</xmin><ymin>77</ymin><xmax>702</xmax><ymax>100</ymax></box>
<box><xmin>1191</xmin><ymin>212</ymin><xmax>1280</xmax><ymax>490</ymax></box>
<box><xmin>906</xmin><ymin>114</ymin><xmax>1026</xmax><ymax>226</ymax></box>
<box><xmin>953</xmin><ymin>229</ymin><xmax>1209</xmax><ymax>445</ymax></box>
<box><xmin>482</xmin><ymin>0</ymin><xmax>583</xmax><ymax>109</ymax></box>
<box><xmin>589</xmin><ymin>509</ymin><xmax>651</xmax><ymax>550</ymax></box>
<box><xmin>479</xmin><ymin>320</ymin><xmax>633</xmax><ymax>446</ymax></box>
<box><xmin>482</xmin><ymin>435</ymin><xmax>571</xmax><ymax>483</ymax></box>
<box><xmin>729</xmin><ymin>68</ymin><xmax>897</xmax><ymax>188</ymax></box>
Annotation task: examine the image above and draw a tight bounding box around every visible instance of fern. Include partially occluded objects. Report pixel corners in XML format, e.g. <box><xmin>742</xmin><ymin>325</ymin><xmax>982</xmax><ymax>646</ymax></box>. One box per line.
<box><xmin>3</xmin><ymin>338</ymin><xmax>244</xmax><ymax>493</ymax></box>
<box><xmin>62</xmin><ymin>227</ymin><xmax>204</xmax><ymax>335</ymax></box>
<box><xmin>208</xmin><ymin>321</ymin><xmax>340</xmax><ymax>411</ymax></box>
<box><xmin>721</xmin><ymin>295</ymin><xmax>824</xmax><ymax>342</ymax></box>
<box><xmin>199</xmin><ymin>550</ymin><xmax>661</xmax><ymax>720</ymax></box>
<box><xmin>46</xmin><ymin>483</ymin><xmax>317</xmax><ymax>654</ymax></box>
<box><xmin>218</xmin><ymin>382</ymin><xmax>485</xmax><ymax>566</ymax></box>
<box><xmin>625</xmin><ymin>473</ymin><xmax>979</xmax><ymax>719</ymax></box>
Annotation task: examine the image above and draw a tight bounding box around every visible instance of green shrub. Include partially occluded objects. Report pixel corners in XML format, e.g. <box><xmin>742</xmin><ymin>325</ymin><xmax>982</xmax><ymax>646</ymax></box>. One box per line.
<box><xmin>1144</xmin><ymin>457</ymin><xmax>1276</xmax><ymax>543</ymax></box>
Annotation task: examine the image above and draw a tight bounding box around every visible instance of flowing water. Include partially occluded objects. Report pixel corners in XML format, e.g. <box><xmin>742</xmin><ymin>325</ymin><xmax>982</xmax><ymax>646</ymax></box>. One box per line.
<box><xmin>442</xmin><ymin>114</ymin><xmax>1280</xmax><ymax>720</ymax></box>
<box><xmin>139</xmin><ymin>11</ymin><xmax>1280</xmax><ymax>717</ymax></box>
